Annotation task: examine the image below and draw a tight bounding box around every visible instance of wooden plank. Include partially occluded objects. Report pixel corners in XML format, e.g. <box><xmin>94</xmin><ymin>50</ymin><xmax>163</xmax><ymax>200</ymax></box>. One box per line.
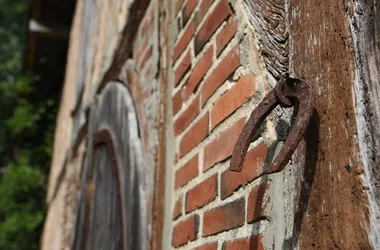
<box><xmin>289</xmin><ymin>1</ymin><xmax>371</xmax><ymax>248</ymax></box>
<box><xmin>347</xmin><ymin>1</ymin><xmax>380</xmax><ymax>246</ymax></box>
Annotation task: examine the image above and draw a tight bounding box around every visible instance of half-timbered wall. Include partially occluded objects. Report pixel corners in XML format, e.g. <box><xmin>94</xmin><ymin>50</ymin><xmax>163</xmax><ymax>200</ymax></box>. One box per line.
<box><xmin>41</xmin><ymin>0</ymin><xmax>379</xmax><ymax>249</ymax></box>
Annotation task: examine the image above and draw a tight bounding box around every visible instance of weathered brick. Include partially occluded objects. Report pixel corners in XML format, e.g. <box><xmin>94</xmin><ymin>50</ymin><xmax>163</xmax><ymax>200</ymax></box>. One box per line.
<box><xmin>135</xmin><ymin>38</ymin><xmax>148</xmax><ymax>62</ymax></box>
<box><xmin>201</xmin><ymin>44</ymin><xmax>240</xmax><ymax>105</ymax></box>
<box><xmin>139</xmin><ymin>46</ymin><xmax>152</xmax><ymax>71</ymax></box>
<box><xmin>174</xmin><ymin>50</ymin><xmax>192</xmax><ymax>87</ymax></box>
<box><xmin>211</xmin><ymin>74</ymin><xmax>256</xmax><ymax>129</ymax></box>
<box><xmin>216</xmin><ymin>18</ymin><xmax>237</xmax><ymax>56</ymax></box>
<box><xmin>220</xmin><ymin>143</ymin><xmax>267</xmax><ymax>199</ymax></box>
<box><xmin>173</xmin><ymin>215</ymin><xmax>199</xmax><ymax>247</ymax></box>
<box><xmin>203</xmin><ymin>198</ymin><xmax>245</xmax><ymax>236</ymax></box>
<box><xmin>194</xmin><ymin>0</ymin><xmax>231</xmax><ymax>54</ymax></box>
<box><xmin>184</xmin><ymin>46</ymin><xmax>214</xmax><ymax>101</ymax></box>
<box><xmin>174</xmin><ymin>19</ymin><xmax>196</xmax><ymax>63</ymax></box>
<box><xmin>175</xmin><ymin>154</ymin><xmax>199</xmax><ymax>189</ymax></box>
<box><xmin>172</xmin><ymin>90</ymin><xmax>183</xmax><ymax>115</ymax></box>
<box><xmin>186</xmin><ymin>175</ymin><xmax>217</xmax><ymax>213</ymax></box>
<box><xmin>182</xmin><ymin>0</ymin><xmax>197</xmax><ymax>25</ymax></box>
<box><xmin>173</xmin><ymin>196</ymin><xmax>183</xmax><ymax>219</ymax></box>
<box><xmin>174</xmin><ymin>95</ymin><xmax>200</xmax><ymax>136</ymax></box>
<box><xmin>142</xmin><ymin>11</ymin><xmax>153</xmax><ymax>34</ymax></box>
<box><xmin>192</xmin><ymin>242</ymin><xmax>218</xmax><ymax>250</ymax></box>
<box><xmin>203</xmin><ymin>118</ymin><xmax>245</xmax><ymax>172</ymax></box>
<box><xmin>176</xmin><ymin>0</ymin><xmax>185</xmax><ymax>16</ymax></box>
<box><xmin>180</xmin><ymin>113</ymin><xmax>209</xmax><ymax>157</ymax></box>
<box><xmin>223</xmin><ymin>235</ymin><xmax>264</xmax><ymax>250</ymax></box>
<box><xmin>198</xmin><ymin>0</ymin><xmax>213</xmax><ymax>19</ymax></box>
<box><xmin>247</xmin><ymin>184</ymin><xmax>269</xmax><ymax>223</ymax></box>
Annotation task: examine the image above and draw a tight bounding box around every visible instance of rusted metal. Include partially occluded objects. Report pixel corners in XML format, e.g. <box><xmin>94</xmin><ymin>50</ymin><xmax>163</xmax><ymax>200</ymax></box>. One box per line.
<box><xmin>230</xmin><ymin>76</ymin><xmax>314</xmax><ymax>174</ymax></box>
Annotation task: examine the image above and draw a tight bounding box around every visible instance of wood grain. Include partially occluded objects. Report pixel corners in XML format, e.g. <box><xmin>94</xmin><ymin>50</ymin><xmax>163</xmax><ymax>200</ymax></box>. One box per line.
<box><xmin>289</xmin><ymin>0</ymin><xmax>371</xmax><ymax>248</ymax></box>
<box><xmin>243</xmin><ymin>0</ymin><xmax>288</xmax><ymax>78</ymax></box>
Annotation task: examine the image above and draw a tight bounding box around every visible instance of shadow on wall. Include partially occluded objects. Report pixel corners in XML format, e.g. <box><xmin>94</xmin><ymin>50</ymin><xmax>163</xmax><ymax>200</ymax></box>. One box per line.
<box><xmin>248</xmin><ymin>109</ymin><xmax>320</xmax><ymax>250</ymax></box>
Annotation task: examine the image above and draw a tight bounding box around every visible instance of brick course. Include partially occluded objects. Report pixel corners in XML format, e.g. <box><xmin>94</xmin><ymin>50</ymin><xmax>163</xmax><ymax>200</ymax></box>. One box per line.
<box><xmin>220</xmin><ymin>142</ymin><xmax>268</xmax><ymax>199</ymax></box>
<box><xmin>185</xmin><ymin>174</ymin><xmax>217</xmax><ymax>212</ymax></box>
<box><xmin>172</xmin><ymin>215</ymin><xmax>199</xmax><ymax>247</ymax></box>
<box><xmin>184</xmin><ymin>45</ymin><xmax>214</xmax><ymax>101</ymax></box>
<box><xmin>170</xmin><ymin>0</ymin><xmax>270</xmax><ymax>249</ymax></box>
<box><xmin>175</xmin><ymin>154</ymin><xmax>199</xmax><ymax>189</ymax></box>
<box><xmin>203</xmin><ymin>118</ymin><xmax>245</xmax><ymax>172</ymax></box>
<box><xmin>247</xmin><ymin>184</ymin><xmax>269</xmax><ymax>223</ymax></box>
<box><xmin>174</xmin><ymin>49</ymin><xmax>192</xmax><ymax>86</ymax></box>
<box><xmin>202</xmin><ymin>198</ymin><xmax>245</xmax><ymax>236</ymax></box>
<box><xmin>194</xmin><ymin>0</ymin><xmax>232</xmax><ymax>54</ymax></box>
<box><xmin>216</xmin><ymin>17</ymin><xmax>237</xmax><ymax>56</ymax></box>
<box><xmin>174</xmin><ymin>19</ymin><xmax>196</xmax><ymax>63</ymax></box>
<box><xmin>211</xmin><ymin>74</ymin><xmax>256</xmax><ymax>129</ymax></box>
<box><xmin>174</xmin><ymin>94</ymin><xmax>200</xmax><ymax>135</ymax></box>
<box><xmin>201</xmin><ymin>44</ymin><xmax>240</xmax><ymax>105</ymax></box>
<box><xmin>180</xmin><ymin>113</ymin><xmax>209</xmax><ymax>157</ymax></box>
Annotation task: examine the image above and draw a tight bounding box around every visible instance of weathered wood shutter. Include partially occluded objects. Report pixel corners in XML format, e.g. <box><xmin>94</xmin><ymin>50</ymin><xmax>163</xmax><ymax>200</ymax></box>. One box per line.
<box><xmin>72</xmin><ymin>82</ymin><xmax>147</xmax><ymax>250</ymax></box>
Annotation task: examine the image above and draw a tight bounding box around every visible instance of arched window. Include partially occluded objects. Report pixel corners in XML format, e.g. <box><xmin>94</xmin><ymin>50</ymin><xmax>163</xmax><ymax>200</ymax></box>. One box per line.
<box><xmin>72</xmin><ymin>82</ymin><xmax>147</xmax><ymax>250</ymax></box>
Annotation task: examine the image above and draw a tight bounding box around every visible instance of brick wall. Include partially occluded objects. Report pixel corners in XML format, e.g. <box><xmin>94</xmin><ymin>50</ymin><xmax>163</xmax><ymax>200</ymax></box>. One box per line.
<box><xmin>42</xmin><ymin>0</ymin><xmax>281</xmax><ymax>249</ymax></box>
<box><xmin>170</xmin><ymin>0</ymin><xmax>272</xmax><ymax>249</ymax></box>
<box><xmin>41</xmin><ymin>0</ymin><xmax>379</xmax><ymax>249</ymax></box>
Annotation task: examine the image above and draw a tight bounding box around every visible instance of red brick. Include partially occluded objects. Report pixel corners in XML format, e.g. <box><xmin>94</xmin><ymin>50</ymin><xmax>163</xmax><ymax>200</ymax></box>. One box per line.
<box><xmin>203</xmin><ymin>118</ymin><xmax>245</xmax><ymax>172</ymax></box>
<box><xmin>201</xmin><ymin>44</ymin><xmax>240</xmax><ymax>105</ymax></box>
<box><xmin>220</xmin><ymin>143</ymin><xmax>268</xmax><ymax>199</ymax></box>
<box><xmin>247</xmin><ymin>184</ymin><xmax>269</xmax><ymax>223</ymax></box>
<box><xmin>182</xmin><ymin>0</ymin><xmax>197</xmax><ymax>25</ymax></box>
<box><xmin>180</xmin><ymin>113</ymin><xmax>209</xmax><ymax>157</ymax></box>
<box><xmin>175</xmin><ymin>154</ymin><xmax>199</xmax><ymax>189</ymax></box>
<box><xmin>176</xmin><ymin>0</ymin><xmax>185</xmax><ymax>15</ymax></box>
<box><xmin>175</xmin><ymin>50</ymin><xmax>192</xmax><ymax>86</ymax></box>
<box><xmin>139</xmin><ymin>46</ymin><xmax>152</xmax><ymax>70</ymax></box>
<box><xmin>174</xmin><ymin>19</ymin><xmax>196</xmax><ymax>63</ymax></box>
<box><xmin>173</xmin><ymin>215</ymin><xmax>199</xmax><ymax>247</ymax></box>
<box><xmin>198</xmin><ymin>0</ymin><xmax>214</xmax><ymax>18</ymax></box>
<box><xmin>194</xmin><ymin>0</ymin><xmax>231</xmax><ymax>54</ymax></box>
<box><xmin>184</xmin><ymin>46</ymin><xmax>214</xmax><ymax>101</ymax></box>
<box><xmin>223</xmin><ymin>235</ymin><xmax>264</xmax><ymax>250</ymax></box>
<box><xmin>142</xmin><ymin>11</ymin><xmax>153</xmax><ymax>34</ymax></box>
<box><xmin>173</xmin><ymin>196</ymin><xmax>183</xmax><ymax>219</ymax></box>
<box><xmin>174</xmin><ymin>95</ymin><xmax>200</xmax><ymax>136</ymax></box>
<box><xmin>145</xmin><ymin>64</ymin><xmax>152</xmax><ymax>78</ymax></box>
<box><xmin>135</xmin><ymin>38</ymin><xmax>148</xmax><ymax>62</ymax></box>
<box><xmin>186</xmin><ymin>175</ymin><xmax>217</xmax><ymax>213</ymax></box>
<box><xmin>192</xmin><ymin>242</ymin><xmax>218</xmax><ymax>250</ymax></box>
<box><xmin>202</xmin><ymin>198</ymin><xmax>245</xmax><ymax>236</ymax></box>
<box><xmin>211</xmin><ymin>74</ymin><xmax>256</xmax><ymax>129</ymax></box>
<box><xmin>216</xmin><ymin>18</ymin><xmax>237</xmax><ymax>56</ymax></box>
<box><xmin>172</xmin><ymin>90</ymin><xmax>183</xmax><ymax>115</ymax></box>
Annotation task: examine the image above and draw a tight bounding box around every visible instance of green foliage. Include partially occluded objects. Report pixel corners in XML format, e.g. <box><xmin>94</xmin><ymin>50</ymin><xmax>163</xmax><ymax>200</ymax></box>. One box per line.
<box><xmin>0</xmin><ymin>0</ymin><xmax>28</xmax><ymax>80</ymax></box>
<box><xmin>0</xmin><ymin>1</ymin><xmax>60</xmax><ymax>249</ymax></box>
<box><xmin>0</xmin><ymin>159</ymin><xmax>46</xmax><ymax>250</ymax></box>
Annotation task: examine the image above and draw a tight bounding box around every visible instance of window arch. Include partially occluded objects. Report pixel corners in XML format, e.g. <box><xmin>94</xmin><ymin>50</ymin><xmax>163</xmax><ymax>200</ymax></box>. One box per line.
<box><xmin>72</xmin><ymin>82</ymin><xmax>147</xmax><ymax>250</ymax></box>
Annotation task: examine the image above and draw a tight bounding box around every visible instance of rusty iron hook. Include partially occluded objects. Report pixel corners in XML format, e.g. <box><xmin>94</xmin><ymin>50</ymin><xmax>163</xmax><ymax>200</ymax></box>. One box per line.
<box><xmin>230</xmin><ymin>76</ymin><xmax>314</xmax><ymax>174</ymax></box>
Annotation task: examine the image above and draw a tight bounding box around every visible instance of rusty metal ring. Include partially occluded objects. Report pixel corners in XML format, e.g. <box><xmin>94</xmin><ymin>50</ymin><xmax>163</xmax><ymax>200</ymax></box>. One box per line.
<box><xmin>274</xmin><ymin>75</ymin><xmax>293</xmax><ymax>107</ymax></box>
<box><xmin>230</xmin><ymin>77</ymin><xmax>314</xmax><ymax>174</ymax></box>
